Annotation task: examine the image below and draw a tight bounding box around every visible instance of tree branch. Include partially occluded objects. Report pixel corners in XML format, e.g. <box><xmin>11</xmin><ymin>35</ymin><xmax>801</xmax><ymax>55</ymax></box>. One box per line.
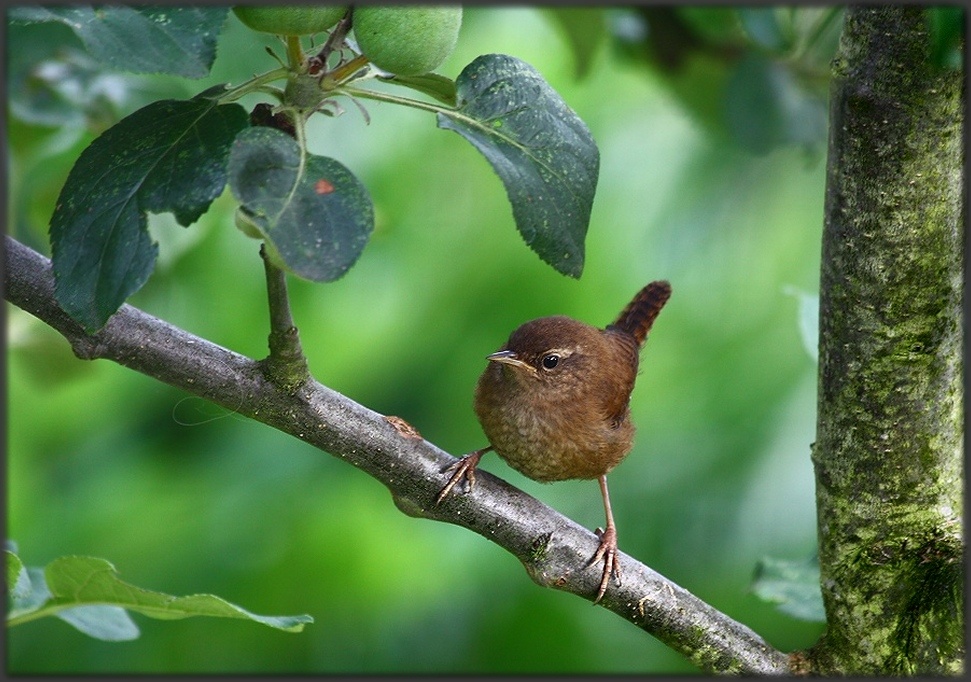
<box><xmin>4</xmin><ymin>235</ymin><xmax>793</xmax><ymax>675</ymax></box>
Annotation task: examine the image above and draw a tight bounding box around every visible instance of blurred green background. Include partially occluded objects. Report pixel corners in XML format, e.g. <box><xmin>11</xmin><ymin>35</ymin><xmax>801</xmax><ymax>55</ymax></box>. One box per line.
<box><xmin>7</xmin><ymin>6</ymin><xmax>836</xmax><ymax>673</ymax></box>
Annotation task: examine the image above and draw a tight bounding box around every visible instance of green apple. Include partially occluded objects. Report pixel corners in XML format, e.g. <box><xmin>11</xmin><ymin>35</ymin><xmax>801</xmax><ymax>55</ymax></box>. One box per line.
<box><xmin>233</xmin><ymin>6</ymin><xmax>347</xmax><ymax>36</ymax></box>
<box><xmin>353</xmin><ymin>6</ymin><xmax>462</xmax><ymax>76</ymax></box>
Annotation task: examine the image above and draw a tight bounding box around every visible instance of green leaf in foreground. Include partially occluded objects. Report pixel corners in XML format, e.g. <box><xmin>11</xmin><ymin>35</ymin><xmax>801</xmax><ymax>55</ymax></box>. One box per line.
<box><xmin>50</xmin><ymin>93</ymin><xmax>248</xmax><ymax>333</ymax></box>
<box><xmin>437</xmin><ymin>53</ymin><xmax>600</xmax><ymax>278</ymax></box>
<box><xmin>228</xmin><ymin>126</ymin><xmax>375</xmax><ymax>282</ymax></box>
<box><xmin>6</xmin><ymin>550</ymin><xmax>31</xmax><ymax>606</ymax></box>
<box><xmin>8</xmin><ymin>555</ymin><xmax>312</xmax><ymax>641</ymax></box>
<box><xmin>58</xmin><ymin>605</ymin><xmax>140</xmax><ymax>642</ymax></box>
<box><xmin>751</xmin><ymin>555</ymin><xmax>826</xmax><ymax>622</ymax></box>
<box><xmin>8</xmin><ymin>6</ymin><xmax>227</xmax><ymax>78</ymax></box>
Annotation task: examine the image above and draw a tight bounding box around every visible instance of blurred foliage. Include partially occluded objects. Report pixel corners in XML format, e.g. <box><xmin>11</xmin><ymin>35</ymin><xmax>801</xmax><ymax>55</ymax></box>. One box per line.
<box><xmin>751</xmin><ymin>554</ymin><xmax>825</xmax><ymax>622</ymax></box>
<box><xmin>926</xmin><ymin>5</ymin><xmax>965</xmax><ymax>70</ymax></box>
<box><xmin>539</xmin><ymin>7</ymin><xmax>609</xmax><ymax>79</ymax></box>
<box><xmin>3</xmin><ymin>5</ymin><xmax>853</xmax><ymax>673</ymax></box>
<box><xmin>609</xmin><ymin>6</ymin><xmax>843</xmax><ymax>155</ymax></box>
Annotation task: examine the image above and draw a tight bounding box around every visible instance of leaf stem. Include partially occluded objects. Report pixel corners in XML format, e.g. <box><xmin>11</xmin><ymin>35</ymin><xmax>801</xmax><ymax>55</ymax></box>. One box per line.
<box><xmin>338</xmin><ymin>84</ymin><xmax>453</xmax><ymax>116</ymax></box>
<box><xmin>285</xmin><ymin>35</ymin><xmax>305</xmax><ymax>72</ymax></box>
<box><xmin>219</xmin><ymin>67</ymin><xmax>290</xmax><ymax>104</ymax></box>
<box><xmin>8</xmin><ymin>604</ymin><xmax>61</xmax><ymax>627</ymax></box>
<box><xmin>325</xmin><ymin>54</ymin><xmax>371</xmax><ymax>86</ymax></box>
<box><xmin>314</xmin><ymin>10</ymin><xmax>353</xmax><ymax>65</ymax></box>
<box><xmin>285</xmin><ymin>112</ymin><xmax>309</xmax><ymax>209</ymax></box>
<box><xmin>259</xmin><ymin>244</ymin><xmax>309</xmax><ymax>391</ymax></box>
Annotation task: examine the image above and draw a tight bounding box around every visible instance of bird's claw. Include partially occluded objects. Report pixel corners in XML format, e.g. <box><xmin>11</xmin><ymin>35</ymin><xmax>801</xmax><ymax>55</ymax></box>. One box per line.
<box><xmin>435</xmin><ymin>449</ymin><xmax>484</xmax><ymax>505</ymax></box>
<box><xmin>588</xmin><ymin>525</ymin><xmax>621</xmax><ymax>604</ymax></box>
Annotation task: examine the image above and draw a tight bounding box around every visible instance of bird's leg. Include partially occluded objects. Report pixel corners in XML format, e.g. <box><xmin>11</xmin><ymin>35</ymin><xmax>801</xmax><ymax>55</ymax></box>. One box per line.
<box><xmin>588</xmin><ymin>474</ymin><xmax>621</xmax><ymax>604</ymax></box>
<box><xmin>435</xmin><ymin>447</ymin><xmax>492</xmax><ymax>505</ymax></box>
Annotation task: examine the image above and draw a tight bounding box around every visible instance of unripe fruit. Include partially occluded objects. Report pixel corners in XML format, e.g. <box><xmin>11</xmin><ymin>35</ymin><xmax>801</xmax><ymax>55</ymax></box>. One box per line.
<box><xmin>233</xmin><ymin>6</ymin><xmax>347</xmax><ymax>36</ymax></box>
<box><xmin>353</xmin><ymin>6</ymin><xmax>462</xmax><ymax>76</ymax></box>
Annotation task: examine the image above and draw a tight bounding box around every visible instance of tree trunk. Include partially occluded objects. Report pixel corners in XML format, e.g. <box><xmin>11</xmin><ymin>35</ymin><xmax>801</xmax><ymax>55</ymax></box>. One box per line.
<box><xmin>810</xmin><ymin>6</ymin><xmax>964</xmax><ymax>675</ymax></box>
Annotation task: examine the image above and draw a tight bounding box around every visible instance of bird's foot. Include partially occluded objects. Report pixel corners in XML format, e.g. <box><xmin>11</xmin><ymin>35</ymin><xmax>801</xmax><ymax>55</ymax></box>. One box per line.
<box><xmin>588</xmin><ymin>525</ymin><xmax>621</xmax><ymax>604</ymax></box>
<box><xmin>435</xmin><ymin>448</ymin><xmax>488</xmax><ymax>505</ymax></box>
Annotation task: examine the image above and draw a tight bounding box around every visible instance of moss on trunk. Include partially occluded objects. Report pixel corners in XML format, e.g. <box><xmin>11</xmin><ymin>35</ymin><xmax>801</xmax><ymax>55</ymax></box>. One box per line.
<box><xmin>810</xmin><ymin>6</ymin><xmax>963</xmax><ymax>675</ymax></box>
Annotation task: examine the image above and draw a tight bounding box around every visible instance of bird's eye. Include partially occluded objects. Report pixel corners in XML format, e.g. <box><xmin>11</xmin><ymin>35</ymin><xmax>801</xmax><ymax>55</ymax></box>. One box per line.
<box><xmin>541</xmin><ymin>354</ymin><xmax>560</xmax><ymax>370</ymax></box>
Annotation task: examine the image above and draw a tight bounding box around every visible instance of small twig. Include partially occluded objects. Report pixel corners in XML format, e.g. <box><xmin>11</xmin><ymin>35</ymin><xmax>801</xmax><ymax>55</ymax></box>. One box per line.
<box><xmin>259</xmin><ymin>244</ymin><xmax>309</xmax><ymax>390</ymax></box>
<box><xmin>324</xmin><ymin>54</ymin><xmax>370</xmax><ymax>86</ymax></box>
<box><xmin>313</xmin><ymin>10</ymin><xmax>353</xmax><ymax>66</ymax></box>
<box><xmin>284</xmin><ymin>35</ymin><xmax>305</xmax><ymax>72</ymax></box>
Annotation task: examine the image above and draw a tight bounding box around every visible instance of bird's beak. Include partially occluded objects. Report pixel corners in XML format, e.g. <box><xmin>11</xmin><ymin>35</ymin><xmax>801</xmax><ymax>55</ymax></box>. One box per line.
<box><xmin>486</xmin><ymin>350</ymin><xmax>535</xmax><ymax>373</ymax></box>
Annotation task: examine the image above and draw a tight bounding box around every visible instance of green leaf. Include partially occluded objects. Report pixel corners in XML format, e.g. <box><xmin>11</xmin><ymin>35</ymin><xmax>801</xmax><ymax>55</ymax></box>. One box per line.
<box><xmin>50</xmin><ymin>92</ymin><xmax>248</xmax><ymax>332</ymax></box>
<box><xmin>6</xmin><ymin>550</ymin><xmax>32</xmax><ymax>606</ymax></box>
<box><xmin>43</xmin><ymin>557</ymin><xmax>312</xmax><ymax>633</ymax></box>
<box><xmin>8</xmin><ymin>565</ymin><xmax>51</xmax><ymax>619</ymax></box>
<box><xmin>8</xmin><ymin>6</ymin><xmax>227</xmax><ymax>78</ymax></box>
<box><xmin>377</xmin><ymin>73</ymin><xmax>457</xmax><ymax>107</ymax></box>
<box><xmin>8</xmin><ymin>555</ymin><xmax>312</xmax><ymax>640</ymax></box>
<box><xmin>751</xmin><ymin>555</ymin><xmax>826</xmax><ymax>622</ymax></box>
<box><xmin>228</xmin><ymin>126</ymin><xmax>375</xmax><ymax>282</ymax></box>
<box><xmin>57</xmin><ymin>605</ymin><xmax>140</xmax><ymax>641</ymax></box>
<box><xmin>540</xmin><ymin>8</ymin><xmax>608</xmax><ymax>79</ymax></box>
<box><xmin>437</xmin><ymin>54</ymin><xmax>599</xmax><ymax>278</ymax></box>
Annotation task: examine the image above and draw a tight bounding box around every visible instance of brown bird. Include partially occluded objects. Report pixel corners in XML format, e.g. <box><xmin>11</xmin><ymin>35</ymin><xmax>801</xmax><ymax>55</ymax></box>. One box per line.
<box><xmin>436</xmin><ymin>281</ymin><xmax>672</xmax><ymax>603</ymax></box>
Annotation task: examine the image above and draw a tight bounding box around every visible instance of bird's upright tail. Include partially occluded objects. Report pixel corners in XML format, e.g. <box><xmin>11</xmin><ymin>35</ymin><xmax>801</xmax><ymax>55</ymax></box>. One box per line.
<box><xmin>611</xmin><ymin>280</ymin><xmax>672</xmax><ymax>346</ymax></box>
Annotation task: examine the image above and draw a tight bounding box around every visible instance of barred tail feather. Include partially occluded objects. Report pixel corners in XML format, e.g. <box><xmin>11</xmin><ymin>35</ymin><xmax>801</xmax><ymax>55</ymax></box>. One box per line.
<box><xmin>611</xmin><ymin>280</ymin><xmax>672</xmax><ymax>346</ymax></box>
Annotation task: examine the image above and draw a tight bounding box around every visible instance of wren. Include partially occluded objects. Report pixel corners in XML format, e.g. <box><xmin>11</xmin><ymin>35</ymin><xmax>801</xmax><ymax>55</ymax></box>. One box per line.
<box><xmin>436</xmin><ymin>280</ymin><xmax>672</xmax><ymax>604</ymax></box>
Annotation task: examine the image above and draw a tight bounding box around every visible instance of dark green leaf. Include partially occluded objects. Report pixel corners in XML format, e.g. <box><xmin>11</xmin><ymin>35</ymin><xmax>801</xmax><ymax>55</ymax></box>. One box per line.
<box><xmin>50</xmin><ymin>94</ymin><xmax>249</xmax><ymax>332</ymax></box>
<box><xmin>738</xmin><ymin>8</ymin><xmax>794</xmax><ymax>54</ymax></box>
<box><xmin>540</xmin><ymin>8</ymin><xmax>608</xmax><ymax>79</ymax></box>
<box><xmin>377</xmin><ymin>73</ymin><xmax>457</xmax><ymax>107</ymax></box>
<box><xmin>9</xmin><ymin>6</ymin><xmax>226</xmax><ymax>78</ymax></box>
<box><xmin>751</xmin><ymin>555</ymin><xmax>826</xmax><ymax>622</ymax></box>
<box><xmin>437</xmin><ymin>54</ymin><xmax>599</xmax><ymax>278</ymax></box>
<box><xmin>228</xmin><ymin>127</ymin><xmax>374</xmax><ymax>282</ymax></box>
